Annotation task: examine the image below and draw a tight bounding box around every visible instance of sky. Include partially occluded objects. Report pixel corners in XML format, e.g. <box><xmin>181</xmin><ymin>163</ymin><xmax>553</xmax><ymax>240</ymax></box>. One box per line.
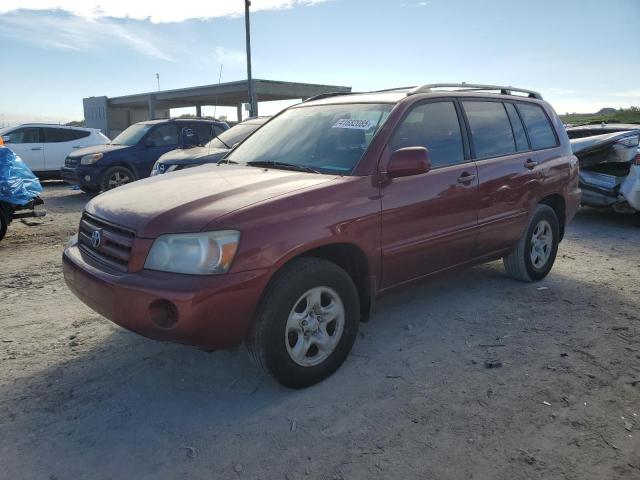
<box><xmin>0</xmin><ymin>0</ymin><xmax>639</xmax><ymax>126</ymax></box>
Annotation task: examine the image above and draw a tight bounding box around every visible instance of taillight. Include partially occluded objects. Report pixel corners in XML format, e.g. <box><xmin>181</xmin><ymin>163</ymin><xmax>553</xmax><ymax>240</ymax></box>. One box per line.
<box><xmin>635</xmin><ymin>153</ymin><xmax>640</xmax><ymax>166</ymax></box>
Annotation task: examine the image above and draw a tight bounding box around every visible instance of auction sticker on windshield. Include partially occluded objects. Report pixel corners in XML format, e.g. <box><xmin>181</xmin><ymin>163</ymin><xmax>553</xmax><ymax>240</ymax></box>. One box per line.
<box><xmin>332</xmin><ymin>119</ymin><xmax>374</xmax><ymax>130</ymax></box>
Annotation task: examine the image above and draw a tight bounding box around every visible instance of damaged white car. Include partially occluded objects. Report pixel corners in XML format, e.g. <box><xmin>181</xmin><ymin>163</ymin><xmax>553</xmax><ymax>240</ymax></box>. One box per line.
<box><xmin>567</xmin><ymin>124</ymin><xmax>640</xmax><ymax>213</ymax></box>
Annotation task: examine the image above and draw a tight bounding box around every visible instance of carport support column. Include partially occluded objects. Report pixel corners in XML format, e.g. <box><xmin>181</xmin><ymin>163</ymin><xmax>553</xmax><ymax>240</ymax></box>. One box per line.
<box><xmin>148</xmin><ymin>94</ymin><xmax>157</xmax><ymax>120</ymax></box>
<box><xmin>195</xmin><ymin>105</ymin><xmax>202</xmax><ymax>117</ymax></box>
<box><xmin>237</xmin><ymin>104</ymin><xmax>243</xmax><ymax>122</ymax></box>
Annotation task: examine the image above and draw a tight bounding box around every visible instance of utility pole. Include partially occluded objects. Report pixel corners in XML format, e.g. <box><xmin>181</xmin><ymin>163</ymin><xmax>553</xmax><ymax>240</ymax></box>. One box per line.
<box><xmin>244</xmin><ymin>0</ymin><xmax>256</xmax><ymax>117</ymax></box>
<box><xmin>156</xmin><ymin>73</ymin><xmax>160</xmax><ymax>91</ymax></box>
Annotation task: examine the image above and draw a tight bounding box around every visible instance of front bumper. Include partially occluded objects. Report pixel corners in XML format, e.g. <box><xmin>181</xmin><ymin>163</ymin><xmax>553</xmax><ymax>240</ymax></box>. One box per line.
<box><xmin>63</xmin><ymin>243</ymin><xmax>272</xmax><ymax>349</ymax></box>
<box><xmin>60</xmin><ymin>165</ymin><xmax>101</xmax><ymax>188</ymax></box>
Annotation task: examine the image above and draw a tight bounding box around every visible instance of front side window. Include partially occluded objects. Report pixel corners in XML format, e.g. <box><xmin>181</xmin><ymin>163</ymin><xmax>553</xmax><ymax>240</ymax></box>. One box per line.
<box><xmin>7</xmin><ymin>127</ymin><xmax>40</xmax><ymax>144</ymax></box>
<box><xmin>463</xmin><ymin>101</ymin><xmax>516</xmax><ymax>158</ymax></box>
<box><xmin>226</xmin><ymin>104</ymin><xmax>393</xmax><ymax>174</ymax></box>
<box><xmin>517</xmin><ymin>103</ymin><xmax>557</xmax><ymax>150</ymax></box>
<box><xmin>389</xmin><ymin>101</ymin><xmax>464</xmax><ymax>168</ymax></box>
<box><xmin>111</xmin><ymin>124</ymin><xmax>153</xmax><ymax>146</ymax></box>
<box><xmin>146</xmin><ymin>124</ymin><xmax>179</xmax><ymax>147</ymax></box>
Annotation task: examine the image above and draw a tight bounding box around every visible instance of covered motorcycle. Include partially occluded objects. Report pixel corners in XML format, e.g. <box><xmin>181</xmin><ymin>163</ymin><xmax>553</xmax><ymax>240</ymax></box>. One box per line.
<box><xmin>0</xmin><ymin>145</ymin><xmax>46</xmax><ymax>242</ymax></box>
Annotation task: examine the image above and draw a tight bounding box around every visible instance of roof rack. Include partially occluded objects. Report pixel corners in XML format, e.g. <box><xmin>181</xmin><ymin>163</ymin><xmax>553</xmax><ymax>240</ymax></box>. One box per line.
<box><xmin>409</xmin><ymin>83</ymin><xmax>543</xmax><ymax>100</ymax></box>
<box><xmin>303</xmin><ymin>91</ymin><xmax>354</xmax><ymax>103</ymax></box>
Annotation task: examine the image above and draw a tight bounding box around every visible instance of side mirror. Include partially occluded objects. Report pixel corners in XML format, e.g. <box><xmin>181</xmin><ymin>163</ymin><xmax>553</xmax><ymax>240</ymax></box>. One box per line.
<box><xmin>387</xmin><ymin>147</ymin><xmax>431</xmax><ymax>178</ymax></box>
<box><xmin>1</xmin><ymin>135</ymin><xmax>11</xmax><ymax>144</ymax></box>
<box><xmin>180</xmin><ymin>127</ymin><xmax>200</xmax><ymax>149</ymax></box>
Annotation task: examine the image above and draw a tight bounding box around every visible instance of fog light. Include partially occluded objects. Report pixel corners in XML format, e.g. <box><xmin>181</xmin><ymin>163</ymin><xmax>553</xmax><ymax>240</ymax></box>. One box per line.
<box><xmin>84</xmin><ymin>175</ymin><xmax>91</xmax><ymax>182</ymax></box>
<box><xmin>149</xmin><ymin>299</ymin><xmax>179</xmax><ymax>328</ymax></box>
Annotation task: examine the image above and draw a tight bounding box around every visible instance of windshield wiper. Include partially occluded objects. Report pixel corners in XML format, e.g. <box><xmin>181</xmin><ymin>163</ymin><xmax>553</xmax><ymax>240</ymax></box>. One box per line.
<box><xmin>216</xmin><ymin>158</ymin><xmax>238</xmax><ymax>165</ymax></box>
<box><xmin>246</xmin><ymin>160</ymin><xmax>321</xmax><ymax>174</ymax></box>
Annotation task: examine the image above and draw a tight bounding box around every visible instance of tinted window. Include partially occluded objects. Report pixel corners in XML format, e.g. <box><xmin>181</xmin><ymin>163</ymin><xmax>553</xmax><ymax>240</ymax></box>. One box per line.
<box><xmin>517</xmin><ymin>103</ymin><xmax>557</xmax><ymax>150</ymax></box>
<box><xmin>504</xmin><ymin>103</ymin><xmax>529</xmax><ymax>151</ymax></box>
<box><xmin>191</xmin><ymin>123</ymin><xmax>215</xmax><ymax>145</ymax></box>
<box><xmin>72</xmin><ymin>129</ymin><xmax>91</xmax><ymax>140</ymax></box>
<box><xmin>463</xmin><ymin>101</ymin><xmax>515</xmax><ymax>158</ymax></box>
<box><xmin>389</xmin><ymin>101</ymin><xmax>464</xmax><ymax>168</ymax></box>
<box><xmin>7</xmin><ymin>127</ymin><xmax>40</xmax><ymax>144</ymax></box>
<box><xmin>44</xmin><ymin>127</ymin><xmax>77</xmax><ymax>143</ymax></box>
<box><xmin>147</xmin><ymin>124</ymin><xmax>179</xmax><ymax>147</ymax></box>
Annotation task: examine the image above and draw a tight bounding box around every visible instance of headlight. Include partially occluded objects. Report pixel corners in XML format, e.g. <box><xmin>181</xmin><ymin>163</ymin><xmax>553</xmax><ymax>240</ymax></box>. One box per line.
<box><xmin>80</xmin><ymin>153</ymin><xmax>103</xmax><ymax>165</ymax></box>
<box><xmin>144</xmin><ymin>230</ymin><xmax>240</xmax><ymax>275</ymax></box>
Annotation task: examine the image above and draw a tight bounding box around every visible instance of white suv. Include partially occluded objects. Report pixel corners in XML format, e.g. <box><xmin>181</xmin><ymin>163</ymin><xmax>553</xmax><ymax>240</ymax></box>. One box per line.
<box><xmin>0</xmin><ymin>124</ymin><xmax>109</xmax><ymax>177</ymax></box>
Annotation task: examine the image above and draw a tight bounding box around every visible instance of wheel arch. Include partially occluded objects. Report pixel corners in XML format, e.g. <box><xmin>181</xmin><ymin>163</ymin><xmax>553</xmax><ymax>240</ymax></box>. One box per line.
<box><xmin>539</xmin><ymin>193</ymin><xmax>566</xmax><ymax>240</ymax></box>
<box><xmin>262</xmin><ymin>242</ymin><xmax>374</xmax><ymax>323</ymax></box>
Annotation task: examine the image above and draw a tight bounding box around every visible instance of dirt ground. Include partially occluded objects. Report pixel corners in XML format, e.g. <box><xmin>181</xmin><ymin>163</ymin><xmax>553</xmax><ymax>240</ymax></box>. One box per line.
<box><xmin>1</xmin><ymin>182</ymin><xmax>639</xmax><ymax>480</ymax></box>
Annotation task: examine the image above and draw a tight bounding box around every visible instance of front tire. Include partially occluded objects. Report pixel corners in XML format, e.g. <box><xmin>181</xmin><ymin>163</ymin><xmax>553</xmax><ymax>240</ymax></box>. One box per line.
<box><xmin>100</xmin><ymin>166</ymin><xmax>136</xmax><ymax>191</ymax></box>
<box><xmin>503</xmin><ymin>204</ymin><xmax>559</xmax><ymax>282</ymax></box>
<box><xmin>247</xmin><ymin>257</ymin><xmax>360</xmax><ymax>388</ymax></box>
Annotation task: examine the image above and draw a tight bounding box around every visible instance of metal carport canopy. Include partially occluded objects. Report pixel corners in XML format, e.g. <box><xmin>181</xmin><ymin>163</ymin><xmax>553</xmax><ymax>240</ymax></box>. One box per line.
<box><xmin>107</xmin><ymin>79</ymin><xmax>352</xmax><ymax>109</ymax></box>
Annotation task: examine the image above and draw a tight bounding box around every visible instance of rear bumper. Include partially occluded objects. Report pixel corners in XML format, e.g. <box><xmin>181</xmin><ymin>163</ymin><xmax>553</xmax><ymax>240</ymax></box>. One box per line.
<box><xmin>63</xmin><ymin>243</ymin><xmax>272</xmax><ymax>349</ymax></box>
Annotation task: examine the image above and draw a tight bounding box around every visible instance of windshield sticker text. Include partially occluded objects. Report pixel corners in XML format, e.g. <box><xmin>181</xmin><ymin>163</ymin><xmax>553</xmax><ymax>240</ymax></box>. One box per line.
<box><xmin>332</xmin><ymin>119</ymin><xmax>374</xmax><ymax>130</ymax></box>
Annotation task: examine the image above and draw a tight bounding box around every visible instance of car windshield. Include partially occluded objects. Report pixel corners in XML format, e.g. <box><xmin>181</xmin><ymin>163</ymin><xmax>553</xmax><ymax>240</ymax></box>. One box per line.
<box><xmin>207</xmin><ymin>123</ymin><xmax>263</xmax><ymax>149</ymax></box>
<box><xmin>111</xmin><ymin>124</ymin><xmax>152</xmax><ymax>146</ymax></box>
<box><xmin>226</xmin><ymin>104</ymin><xmax>393</xmax><ymax>174</ymax></box>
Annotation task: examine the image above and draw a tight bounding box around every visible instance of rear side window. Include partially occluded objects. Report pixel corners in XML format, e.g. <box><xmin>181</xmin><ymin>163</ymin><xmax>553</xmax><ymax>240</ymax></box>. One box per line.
<box><xmin>517</xmin><ymin>103</ymin><xmax>557</xmax><ymax>150</ymax></box>
<box><xmin>462</xmin><ymin>101</ymin><xmax>515</xmax><ymax>158</ymax></box>
<box><xmin>72</xmin><ymin>129</ymin><xmax>91</xmax><ymax>140</ymax></box>
<box><xmin>44</xmin><ymin>128</ymin><xmax>77</xmax><ymax>143</ymax></box>
<box><xmin>7</xmin><ymin>127</ymin><xmax>40</xmax><ymax>144</ymax></box>
<box><xmin>389</xmin><ymin>101</ymin><xmax>464</xmax><ymax>168</ymax></box>
<box><xmin>504</xmin><ymin>103</ymin><xmax>529</xmax><ymax>151</ymax></box>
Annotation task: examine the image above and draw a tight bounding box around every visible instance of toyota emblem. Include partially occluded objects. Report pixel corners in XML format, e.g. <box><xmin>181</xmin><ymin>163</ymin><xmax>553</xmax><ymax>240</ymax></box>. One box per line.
<box><xmin>91</xmin><ymin>229</ymin><xmax>102</xmax><ymax>248</ymax></box>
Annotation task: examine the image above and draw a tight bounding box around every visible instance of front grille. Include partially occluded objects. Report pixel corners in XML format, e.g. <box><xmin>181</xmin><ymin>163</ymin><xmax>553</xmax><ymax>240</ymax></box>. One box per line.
<box><xmin>65</xmin><ymin>156</ymin><xmax>79</xmax><ymax>167</ymax></box>
<box><xmin>78</xmin><ymin>213</ymin><xmax>135</xmax><ymax>272</ymax></box>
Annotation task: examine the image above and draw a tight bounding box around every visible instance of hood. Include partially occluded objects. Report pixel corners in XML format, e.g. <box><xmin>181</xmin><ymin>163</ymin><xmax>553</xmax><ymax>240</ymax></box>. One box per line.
<box><xmin>86</xmin><ymin>164</ymin><xmax>335</xmax><ymax>238</ymax></box>
<box><xmin>69</xmin><ymin>143</ymin><xmax>131</xmax><ymax>158</ymax></box>
<box><xmin>157</xmin><ymin>146</ymin><xmax>229</xmax><ymax>165</ymax></box>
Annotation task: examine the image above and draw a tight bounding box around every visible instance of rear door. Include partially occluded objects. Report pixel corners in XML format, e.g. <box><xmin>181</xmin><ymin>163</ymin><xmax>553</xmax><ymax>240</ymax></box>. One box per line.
<box><xmin>42</xmin><ymin>127</ymin><xmax>81</xmax><ymax>171</ymax></box>
<box><xmin>462</xmin><ymin>100</ymin><xmax>541</xmax><ymax>256</ymax></box>
<box><xmin>380</xmin><ymin>100</ymin><xmax>479</xmax><ymax>287</ymax></box>
<box><xmin>3</xmin><ymin>127</ymin><xmax>44</xmax><ymax>172</ymax></box>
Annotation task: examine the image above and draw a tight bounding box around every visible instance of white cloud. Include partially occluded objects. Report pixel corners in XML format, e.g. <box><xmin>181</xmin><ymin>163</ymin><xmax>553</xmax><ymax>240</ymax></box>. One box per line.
<box><xmin>0</xmin><ymin>11</ymin><xmax>177</xmax><ymax>61</ymax></box>
<box><xmin>0</xmin><ymin>0</ymin><xmax>331</xmax><ymax>23</ymax></box>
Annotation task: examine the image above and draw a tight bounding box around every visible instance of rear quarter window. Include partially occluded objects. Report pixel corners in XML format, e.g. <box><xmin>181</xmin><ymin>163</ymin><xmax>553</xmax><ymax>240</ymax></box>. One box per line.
<box><xmin>72</xmin><ymin>129</ymin><xmax>91</xmax><ymax>140</ymax></box>
<box><xmin>44</xmin><ymin>127</ymin><xmax>78</xmax><ymax>143</ymax></box>
<box><xmin>517</xmin><ymin>103</ymin><xmax>558</xmax><ymax>150</ymax></box>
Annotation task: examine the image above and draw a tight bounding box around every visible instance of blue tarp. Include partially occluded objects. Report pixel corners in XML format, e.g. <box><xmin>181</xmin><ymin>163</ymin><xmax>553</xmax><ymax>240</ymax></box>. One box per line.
<box><xmin>0</xmin><ymin>146</ymin><xmax>43</xmax><ymax>205</ymax></box>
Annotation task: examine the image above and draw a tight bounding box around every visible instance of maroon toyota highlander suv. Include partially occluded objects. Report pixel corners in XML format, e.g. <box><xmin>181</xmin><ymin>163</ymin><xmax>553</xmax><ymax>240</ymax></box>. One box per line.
<box><xmin>63</xmin><ymin>84</ymin><xmax>580</xmax><ymax>388</ymax></box>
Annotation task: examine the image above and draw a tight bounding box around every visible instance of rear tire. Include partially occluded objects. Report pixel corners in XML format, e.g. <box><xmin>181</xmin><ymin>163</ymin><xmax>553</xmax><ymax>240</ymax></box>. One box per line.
<box><xmin>503</xmin><ymin>204</ymin><xmax>559</xmax><ymax>282</ymax></box>
<box><xmin>247</xmin><ymin>257</ymin><xmax>360</xmax><ymax>388</ymax></box>
<box><xmin>100</xmin><ymin>166</ymin><xmax>136</xmax><ymax>191</ymax></box>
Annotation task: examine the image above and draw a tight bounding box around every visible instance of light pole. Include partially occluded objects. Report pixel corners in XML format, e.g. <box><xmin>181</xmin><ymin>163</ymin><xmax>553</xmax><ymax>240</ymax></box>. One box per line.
<box><xmin>155</xmin><ymin>73</ymin><xmax>160</xmax><ymax>91</ymax></box>
<box><xmin>244</xmin><ymin>0</ymin><xmax>256</xmax><ymax>118</ymax></box>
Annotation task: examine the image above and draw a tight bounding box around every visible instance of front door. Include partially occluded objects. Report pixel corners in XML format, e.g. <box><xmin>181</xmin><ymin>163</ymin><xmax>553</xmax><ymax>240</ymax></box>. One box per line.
<box><xmin>380</xmin><ymin>100</ymin><xmax>479</xmax><ymax>288</ymax></box>
<box><xmin>139</xmin><ymin>124</ymin><xmax>180</xmax><ymax>177</ymax></box>
<box><xmin>4</xmin><ymin>127</ymin><xmax>44</xmax><ymax>172</ymax></box>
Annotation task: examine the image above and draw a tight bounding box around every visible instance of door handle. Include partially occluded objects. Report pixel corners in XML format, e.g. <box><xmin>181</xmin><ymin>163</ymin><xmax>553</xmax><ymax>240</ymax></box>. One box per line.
<box><xmin>457</xmin><ymin>172</ymin><xmax>477</xmax><ymax>184</ymax></box>
<box><xmin>524</xmin><ymin>158</ymin><xmax>538</xmax><ymax>169</ymax></box>
<box><xmin>31</xmin><ymin>147</ymin><xmax>42</xmax><ymax>151</ymax></box>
